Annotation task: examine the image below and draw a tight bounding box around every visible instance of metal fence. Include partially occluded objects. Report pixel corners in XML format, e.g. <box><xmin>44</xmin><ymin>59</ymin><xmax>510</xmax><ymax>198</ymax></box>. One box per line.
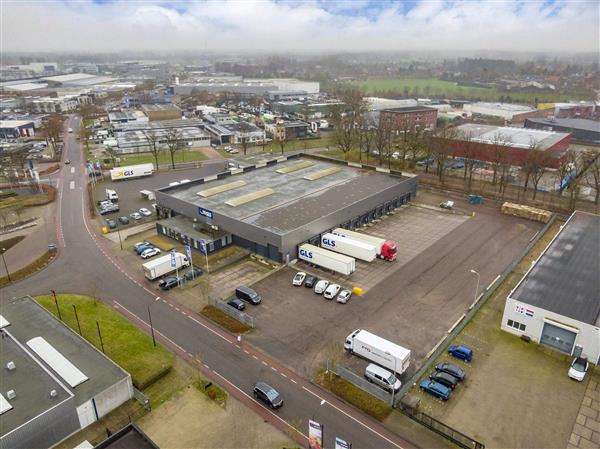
<box><xmin>208</xmin><ymin>296</ymin><xmax>255</xmax><ymax>328</ymax></box>
<box><xmin>335</xmin><ymin>366</ymin><xmax>394</xmax><ymax>404</ymax></box>
<box><xmin>133</xmin><ymin>387</ymin><xmax>151</xmax><ymax>411</ymax></box>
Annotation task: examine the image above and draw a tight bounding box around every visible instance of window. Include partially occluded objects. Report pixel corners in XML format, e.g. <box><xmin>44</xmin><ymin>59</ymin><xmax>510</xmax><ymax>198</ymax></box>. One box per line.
<box><xmin>507</xmin><ymin>319</ymin><xmax>526</xmax><ymax>331</ymax></box>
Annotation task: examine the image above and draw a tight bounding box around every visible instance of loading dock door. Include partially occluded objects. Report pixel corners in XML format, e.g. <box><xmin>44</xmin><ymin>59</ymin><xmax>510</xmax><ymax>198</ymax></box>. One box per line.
<box><xmin>540</xmin><ymin>322</ymin><xmax>577</xmax><ymax>354</ymax></box>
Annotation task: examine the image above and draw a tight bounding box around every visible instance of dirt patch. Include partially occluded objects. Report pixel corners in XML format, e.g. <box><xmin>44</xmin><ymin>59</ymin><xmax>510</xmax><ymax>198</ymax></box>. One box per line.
<box><xmin>145</xmin><ymin>234</ymin><xmax>178</xmax><ymax>252</ymax></box>
<box><xmin>200</xmin><ymin>305</ymin><xmax>251</xmax><ymax>334</ymax></box>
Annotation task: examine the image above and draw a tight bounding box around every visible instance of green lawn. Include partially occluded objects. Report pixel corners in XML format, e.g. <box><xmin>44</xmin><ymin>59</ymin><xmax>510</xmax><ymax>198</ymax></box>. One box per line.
<box><xmin>82</xmin><ymin>118</ymin><xmax>95</xmax><ymax>128</ymax></box>
<box><xmin>259</xmin><ymin>135</ymin><xmax>335</xmax><ymax>153</ymax></box>
<box><xmin>349</xmin><ymin>78</ymin><xmax>591</xmax><ymax>104</ymax></box>
<box><xmin>115</xmin><ymin>149</ymin><xmax>208</xmax><ymax>167</ymax></box>
<box><xmin>35</xmin><ymin>294</ymin><xmax>174</xmax><ymax>389</ymax></box>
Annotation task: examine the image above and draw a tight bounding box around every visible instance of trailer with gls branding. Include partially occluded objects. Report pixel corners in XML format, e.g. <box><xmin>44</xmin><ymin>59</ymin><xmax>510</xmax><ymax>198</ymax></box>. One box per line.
<box><xmin>332</xmin><ymin>228</ymin><xmax>397</xmax><ymax>262</ymax></box>
<box><xmin>110</xmin><ymin>163</ymin><xmax>154</xmax><ymax>181</ymax></box>
<box><xmin>344</xmin><ymin>329</ymin><xmax>411</xmax><ymax>374</ymax></box>
<box><xmin>321</xmin><ymin>233</ymin><xmax>377</xmax><ymax>262</ymax></box>
<box><xmin>298</xmin><ymin>243</ymin><xmax>355</xmax><ymax>275</ymax></box>
<box><xmin>143</xmin><ymin>252</ymin><xmax>189</xmax><ymax>280</ymax></box>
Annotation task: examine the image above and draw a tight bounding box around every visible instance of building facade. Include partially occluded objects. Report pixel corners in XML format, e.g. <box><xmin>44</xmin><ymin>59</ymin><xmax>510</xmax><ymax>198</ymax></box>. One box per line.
<box><xmin>379</xmin><ymin>106</ymin><xmax>438</xmax><ymax>131</ymax></box>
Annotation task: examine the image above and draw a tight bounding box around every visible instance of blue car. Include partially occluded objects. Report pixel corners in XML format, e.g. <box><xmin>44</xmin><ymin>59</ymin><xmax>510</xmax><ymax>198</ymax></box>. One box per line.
<box><xmin>448</xmin><ymin>345</ymin><xmax>473</xmax><ymax>362</ymax></box>
<box><xmin>419</xmin><ymin>379</ymin><xmax>451</xmax><ymax>401</ymax></box>
<box><xmin>135</xmin><ymin>243</ymin><xmax>154</xmax><ymax>255</ymax></box>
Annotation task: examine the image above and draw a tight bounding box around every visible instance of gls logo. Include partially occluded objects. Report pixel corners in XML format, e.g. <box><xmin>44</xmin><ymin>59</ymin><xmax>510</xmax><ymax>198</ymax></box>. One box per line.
<box><xmin>322</xmin><ymin>238</ymin><xmax>336</xmax><ymax>248</ymax></box>
<box><xmin>299</xmin><ymin>248</ymin><xmax>313</xmax><ymax>259</ymax></box>
<box><xmin>198</xmin><ymin>207</ymin><xmax>214</xmax><ymax>219</ymax></box>
<box><xmin>123</xmin><ymin>170</ymin><xmax>134</xmax><ymax>176</ymax></box>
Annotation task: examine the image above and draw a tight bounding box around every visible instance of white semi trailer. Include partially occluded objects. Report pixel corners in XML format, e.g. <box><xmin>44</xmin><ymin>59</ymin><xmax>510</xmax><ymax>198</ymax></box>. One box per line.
<box><xmin>332</xmin><ymin>228</ymin><xmax>397</xmax><ymax>262</ymax></box>
<box><xmin>298</xmin><ymin>243</ymin><xmax>355</xmax><ymax>275</ymax></box>
<box><xmin>110</xmin><ymin>163</ymin><xmax>154</xmax><ymax>181</ymax></box>
<box><xmin>143</xmin><ymin>252</ymin><xmax>190</xmax><ymax>280</ymax></box>
<box><xmin>344</xmin><ymin>329</ymin><xmax>411</xmax><ymax>374</ymax></box>
<box><xmin>321</xmin><ymin>233</ymin><xmax>377</xmax><ymax>262</ymax></box>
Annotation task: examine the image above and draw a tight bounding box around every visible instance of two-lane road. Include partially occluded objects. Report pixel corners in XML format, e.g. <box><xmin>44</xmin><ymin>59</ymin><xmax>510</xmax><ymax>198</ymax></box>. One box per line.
<box><xmin>1</xmin><ymin>116</ymin><xmax>417</xmax><ymax>449</ymax></box>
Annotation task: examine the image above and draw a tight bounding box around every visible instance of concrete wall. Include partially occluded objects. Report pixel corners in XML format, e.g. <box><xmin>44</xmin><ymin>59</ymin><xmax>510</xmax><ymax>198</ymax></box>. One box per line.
<box><xmin>94</xmin><ymin>375</ymin><xmax>134</xmax><ymax>419</ymax></box>
<box><xmin>502</xmin><ymin>297</ymin><xmax>600</xmax><ymax>365</ymax></box>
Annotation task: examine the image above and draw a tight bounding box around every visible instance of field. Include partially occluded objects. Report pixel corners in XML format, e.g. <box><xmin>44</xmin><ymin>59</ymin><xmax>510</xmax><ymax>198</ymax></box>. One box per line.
<box><xmin>349</xmin><ymin>78</ymin><xmax>590</xmax><ymax>104</ymax></box>
<box><xmin>114</xmin><ymin>149</ymin><xmax>208</xmax><ymax>167</ymax></box>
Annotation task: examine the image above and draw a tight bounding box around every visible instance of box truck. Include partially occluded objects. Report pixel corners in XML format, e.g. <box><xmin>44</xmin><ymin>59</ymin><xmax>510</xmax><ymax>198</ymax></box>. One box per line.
<box><xmin>110</xmin><ymin>163</ymin><xmax>154</xmax><ymax>181</ymax></box>
<box><xmin>332</xmin><ymin>228</ymin><xmax>397</xmax><ymax>262</ymax></box>
<box><xmin>321</xmin><ymin>233</ymin><xmax>377</xmax><ymax>262</ymax></box>
<box><xmin>105</xmin><ymin>189</ymin><xmax>118</xmax><ymax>202</ymax></box>
<box><xmin>344</xmin><ymin>329</ymin><xmax>411</xmax><ymax>374</ymax></box>
<box><xmin>298</xmin><ymin>243</ymin><xmax>355</xmax><ymax>275</ymax></box>
<box><xmin>143</xmin><ymin>252</ymin><xmax>189</xmax><ymax>280</ymax></box>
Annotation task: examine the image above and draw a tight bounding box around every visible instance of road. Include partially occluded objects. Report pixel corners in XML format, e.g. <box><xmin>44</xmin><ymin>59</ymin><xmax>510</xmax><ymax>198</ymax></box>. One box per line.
<box><xmin>1</xmin><ymin>116</ymin><xmax>417</xmax><ymax>449</ymax></box>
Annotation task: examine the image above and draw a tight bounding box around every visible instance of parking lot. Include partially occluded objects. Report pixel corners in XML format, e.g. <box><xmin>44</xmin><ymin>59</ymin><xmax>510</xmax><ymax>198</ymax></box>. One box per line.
<box><xmin>246</xmin><ymin>193</ymin><xmax>544</xmax><ymax>381</ymax></box>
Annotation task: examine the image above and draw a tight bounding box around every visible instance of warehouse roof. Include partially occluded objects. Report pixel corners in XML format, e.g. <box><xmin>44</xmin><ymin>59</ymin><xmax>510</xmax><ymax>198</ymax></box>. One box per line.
<box><xmin>455</xmin><ymin>124</ymin><xmax>569</xmax><ymax>150</ymax></box>
<box><xmin>511</xmin><ymin>212</ymin><xmax>600</xmax><ymax>325</ymax></box>
<box><xmin>381</xmin><ymin>105</ymin><xmax>437</xmax><ymax>113</ymax></box>
<box><xmin>0</xmin><ymin>120</ymin><xmax>35</xmax><ymax>128</ymax></box>
<box><xmin>159</xmin><ymin>155</ymin><xmax>409</xmax><ymax>234</ymax></box>
<box><xmin>525</xmin><ymin>118</ymin><xmax>600</xmax><ymax>133</ymax></box>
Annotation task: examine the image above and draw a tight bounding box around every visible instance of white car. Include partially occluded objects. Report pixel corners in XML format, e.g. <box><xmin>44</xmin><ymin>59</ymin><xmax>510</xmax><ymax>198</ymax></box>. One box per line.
<box><xmin>130</xmin><ymin>212</ymin><xmax>142</xmax><ymax>220</ymax></box>
<box><xmin>292</xmin><ymin>272</ymin><xmax>306</xmax><ymax>286</ymax></box>
<box><xmin>314</xmin><ymin>279</ymin><xmax>330</xmax><ymax>294</ymax></box>
<box><xmin>336</xmin><ymin>289</ymin><xmax>352</xmax><ymax>304</ymax></box>
<box><xmin>323</xmin><ymin>283</ymin><xmax>341</xmax><ymax>300</ymax></box>
<box><xmin>568</xmin><ymin>357</ymin><xmax>589</xmax><ymax>381</ymax></box>
<box><xmin>139</xmin><ymin>207</ymin><xmax>152</xmax><ymax>217</ymax></box>
<box><xmin>141</xmin><ymin>247</ymin><xmax>161</xmax><ymax>259</ymax></box>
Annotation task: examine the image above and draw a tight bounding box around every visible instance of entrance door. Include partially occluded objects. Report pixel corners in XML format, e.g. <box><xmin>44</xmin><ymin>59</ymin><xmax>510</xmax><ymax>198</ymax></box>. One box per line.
<box><xmin>540</xmin><ymin>322</ymin><xmax>577</xmax><ymax>354</ymax></box>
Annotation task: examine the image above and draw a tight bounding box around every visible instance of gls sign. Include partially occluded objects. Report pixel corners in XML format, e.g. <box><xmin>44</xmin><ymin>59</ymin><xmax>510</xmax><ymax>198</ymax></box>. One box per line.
<box><xmin>123</xmin><ymin>169</ymin><xmax>135</xmax><ymax>177</ymax></box>
<box><xmin>322</xmin><ymin>238</ymin><xmax>336</xmax><ymax>248</ymax></box>
<box><xmin>299</xmin><ymin>248</ymin><xmax>313</xmax><ymax>259</ymax></box>
<box><xmin>198</xmin><ymin>207</ymin><xmax>214</xmax><ymax>220</ymax></box>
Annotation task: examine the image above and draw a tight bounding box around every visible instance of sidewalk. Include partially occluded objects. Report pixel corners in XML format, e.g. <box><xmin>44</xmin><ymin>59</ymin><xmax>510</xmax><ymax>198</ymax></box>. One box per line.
<box><xmin>568</xmin><ymin>370</ymin><xmax>600</xmax><ymax>449</ymax></box>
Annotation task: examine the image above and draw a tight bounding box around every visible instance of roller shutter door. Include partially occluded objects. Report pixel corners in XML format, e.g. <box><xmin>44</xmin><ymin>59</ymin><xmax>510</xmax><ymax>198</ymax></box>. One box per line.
<box><xmin>540</xmin><ymin>322</ymin><xmax>576</xmax><ymax>354</ymax></box>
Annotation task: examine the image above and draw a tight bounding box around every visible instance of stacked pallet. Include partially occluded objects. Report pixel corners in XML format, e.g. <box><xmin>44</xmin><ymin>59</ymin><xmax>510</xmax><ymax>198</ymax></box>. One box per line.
<box><xmin>501</xmin><ymin>202</ymin><xmax>552</xmax><ymax>223</ymax></box>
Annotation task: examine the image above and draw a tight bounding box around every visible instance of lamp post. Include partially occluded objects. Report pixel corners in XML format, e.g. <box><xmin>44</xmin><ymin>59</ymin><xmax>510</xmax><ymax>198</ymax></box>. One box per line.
<box><xmin>470</xmin><ymin>269</ymin><xmax>481</xmax><ymax>303</ymax></box>
<box><xmin>0</xmin><ymin>248</ymin><xmax>11</xmax><ymax>282</ymax></box>
<box><xmin>386</xmin><ymin>351</ymin><xmax>398</xmax><ymax>407</ymax></box>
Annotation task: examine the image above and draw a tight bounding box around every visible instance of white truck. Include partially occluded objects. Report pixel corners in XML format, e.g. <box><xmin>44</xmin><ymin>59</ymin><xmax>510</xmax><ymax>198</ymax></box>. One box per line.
<box><xmin>332</xmin><ymin>228</ymin><xmax>397</xmax><ymax>262</ymax></box>
<box><xmin>344</xmin><ymin>329</ymin><xmax>411</xmax><ymax>375</ymax></box>
<box><xmin>110</xmin><ymin>163</ymin><xmax>154</xmax><ymax>181</ymax></box>
<box><xmin>298</xmin><ymin>243</ymin><xmax>355</xmax><ymax>275</ymax></box>
<box><xmin>105</xmin><ymin>189</ymin><xmax>118</xmax><ymax>202</ymax></box>
<box><xmin>321</xmin><ymin>233</ymin><xmax>377</xmax><ymax>262</ymax></box>
<box><xmin>143</xmin><ymin>252</ymin><xmax>190</xmax><ymax>280</ymax></box>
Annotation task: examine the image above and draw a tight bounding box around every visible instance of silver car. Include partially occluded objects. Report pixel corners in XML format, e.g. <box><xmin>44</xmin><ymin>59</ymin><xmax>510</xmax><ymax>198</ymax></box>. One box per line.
<box><xmin>336</xmin><ymin>289</ymin><xmax>352</xmax><ymax>304</ymax></box>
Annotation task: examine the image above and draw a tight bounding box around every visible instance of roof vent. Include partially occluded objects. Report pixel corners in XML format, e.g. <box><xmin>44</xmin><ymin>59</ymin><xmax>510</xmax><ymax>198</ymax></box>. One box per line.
<box><xmin>6</xmin><ymin>361</ymin><xmax>15</xmax><ymax>371</ymax></box>
<box><xmin>50</xmin><ymin>390</ymin><xmax>57</xmax><ymax>398</ymax></box>
<box><xmin>6</xmin><ymin>390</ymin><xmax>15</xmax><ymax>400</ymax></box>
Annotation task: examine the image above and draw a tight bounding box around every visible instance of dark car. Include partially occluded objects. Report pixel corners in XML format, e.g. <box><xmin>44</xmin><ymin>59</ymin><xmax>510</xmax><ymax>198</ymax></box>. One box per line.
<box><xmin>118</xmin><ymin>216</ymin><xmax>130</xmax><ymax>225</ymax></box>
<box><xmin>235</xmin><ymin>286</ymin><xmax>261</xmax><ymax>305</ymax></box>
<box><xmin>448</xmin><ymin>345</ymin><xmax>473</xmax><ymax>362</ymax></box>
<box><xmin>253</xmin><ymin>382</ymin><xmax>283</xmax><ymax>408</ymax></box>
<box><xmin>106</xmin><ymin>219</ymin><xmax>117</xmax><ymax>230</ymax></box>
<box><xmin>64</xmin><ymin>159</ymin><xmax>71</xmax><ymax>165</ymax></box>
<box><xmin>227</xmin><ymin>298</ymin><xmax>246</xmax><ymax>311</ymax></box>
<box><xmin>133</xmin><ymin>241</ymin><xmax>150</xmax><ymax>252</ymax></box>
<box><xmin>430</xmin><ymin>371</ymin><xmax>459</xmax><ymax>390</ymax></box>
<box><xmin>419</xmin><ymin>379</ymin><xmax>451</xmax><ymax>401</ymax></box>
<box><xmin>158</xmin><ymin>276</ymin><xmax>182</xmax><ymax>291</ymax></box>
<box><xmin>304</xmin><ymin>275</ymin><xmax>317</xmax><ymax>288</ymax></box>
<box><xmin>135</xmin><ymin>243</ymin><xmax>154</xmax><ymax>255</ymax></box>
<box><xmin>435</xmin><ymin>362</ymin><xmax>465</xmax><ymax>381</ymax></box>
<box><xmin>184</xmin><ymin>267</ymin><xmax>203</xmax><ymax>281</ymax></box>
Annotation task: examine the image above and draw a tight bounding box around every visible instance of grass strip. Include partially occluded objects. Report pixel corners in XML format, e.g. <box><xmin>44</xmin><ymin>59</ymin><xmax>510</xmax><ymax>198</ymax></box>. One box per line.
<box><xmin>0</xmin><ymin>249</ymin><xmax>56</xmax><ymax>287</ymax></box>
<box><xmin>193</xmin><ymin>376</ymin><xmax>228</xmax><ymax>407</ymax></box>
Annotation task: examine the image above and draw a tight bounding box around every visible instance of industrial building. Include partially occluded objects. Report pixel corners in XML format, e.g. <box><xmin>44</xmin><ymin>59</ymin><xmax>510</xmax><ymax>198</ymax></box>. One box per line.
<box><xmin>0</xmin><ymin>296</ymin><xmax>134</xmax><ymax>449</ymax></box>
<box><xmin>140</xmin><ymin>103</ymin><xmax>182</xmax><ymax>121</ymax></box>
<box><xmin>204</xmin><ymin>121</ymin><xmax>265</xmax><ymax>145</ymax></box>
<box><xmin>524</xmin><ymin>118</ymin><xmax>600</xmax><ymax>145</ymax></box>
<box><xmin>264</xmin><ymin>121</ymin><xmax>311</xmax><ymax>140</ymax></box>
<box><xmin>448</xmin><ymin>124</ymin><xmax>571</xmax><ymax>168</ymax></box>
<box><xmin>463</xmin><ymin>102</ymin><xmax>537</xmax><ymax>121</ymax></box>
<box><xmin>502</xmin><ymin>212</ymin><xmax>600</xmax><ymax>365</ymax></box>
<box><xmin>0</xmin><ymin>120</ymin><xmax>36</xmax><ymax>139</ymax></box>
<box><xmin>379</xmin><ymin>106</ymin><xmax>438</xmax><ymax>131</ymax></box>
<box><xmin>108</xmin><ymin>111</ymin><xmax>149</xmax><ymax>124</ymax></box>
<box><xmin>155</xmin><ymin>154</ymin><xmax>417</xmax><ymax>262</ymax></box>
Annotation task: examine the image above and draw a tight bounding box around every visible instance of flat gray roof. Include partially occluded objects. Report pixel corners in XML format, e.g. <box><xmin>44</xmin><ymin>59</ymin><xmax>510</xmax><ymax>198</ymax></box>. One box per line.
<box><xmin>161</xmin><ymin>156</ymin><xmax>408</xmax><ymax>234</ymax></box>
<box><xmin>0</xmin><ymin>296</ymin><xmax>130</xmax><ymax>430</ymax></box>
<box><xmin>511</xmin><ymin>212</ymin><xmax>600</xmax><ymax>325</ymax></box>
<box><xmin>526</xmin><ymin>118</ymin><xmax>600</xmax><ymax>133</ymax></box>
<box><xmin>456</xmin><ymin>123</ymin><xmax>569</xmax><ymax>150</ymax></box>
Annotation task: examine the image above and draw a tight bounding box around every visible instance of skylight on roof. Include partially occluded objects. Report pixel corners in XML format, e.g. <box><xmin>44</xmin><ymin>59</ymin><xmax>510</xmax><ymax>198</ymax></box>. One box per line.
<box><xmin>197</xmin><ymin>180</ymin><xmax>246</xmax><ymax>197</ymax></box>
<box><xmin>276</xmin><ymin>161</ymin><xmax>314</xmax><ymax>174</ymax></box>
<box><xmin>303</xmin><ymin>167</ymin><xmax>341</xmax><ymax>181</ymax></box>
<box><xmin>225</xmin><ymin>188</ymin><xmax>274</xmax><ymax>207</ymax></box>
<box><xmin>27</xmin><ymin>337</ymin><xmax>89</xmax><ymax>388</ymax></box>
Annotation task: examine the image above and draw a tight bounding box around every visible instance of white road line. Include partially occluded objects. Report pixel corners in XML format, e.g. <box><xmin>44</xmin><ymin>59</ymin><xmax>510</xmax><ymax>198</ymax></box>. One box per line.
<box><xmin>69</xmin><ymin>181</ymin><xmax>75</xmax><ymax>190</ymax></box>
<box><xmin>252</xmin><ymin>355</ymin><xmax>259</xmax><ymax>360</ymax></box>
<box><xmin>187</xmin><ymin>315</ymin><xmax>232</xmax><ymax>343</ymax></box>
<box><xmin>290</xmin><ymin>379</ymin><xmax>297</xmax><ymax>384</ymax></box>
<box><xmin>486</xmin><ymin>274</ymin><xmax>501</xmax><ymax>291</ymax></box>
<box><xmin>280</xmin><ymin>373</ymin><xmax>287</xmax><ymax>378</ymax></box>
<box><xmin>70</xmin><ymin>167</ymin><xmax>75</xmax><ymax>174</ymax></box>
<box><xmin>262</xmin><ymin>361</ymin><xmax>268</xmax><ymax>366</ymax></box>
<box><xmin>270</xmin><ymin>366</ymin><xmax>278</xmax><ymax>372</ymax></box>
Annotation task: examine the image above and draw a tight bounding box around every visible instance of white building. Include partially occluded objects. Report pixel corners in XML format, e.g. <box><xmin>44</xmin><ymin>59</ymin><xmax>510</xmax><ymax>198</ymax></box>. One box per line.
<box><xmin>463</xmin><ymin>102</ymin><xmax>535</xmax><ymax>120</ymax></box>
<box><xmin>28</xmin><ymin>96</ymin><xmax>81</xmax><ymax>113</ymax></box>
<box><xmin>364</xmin><ymin>97</ymin><xmax>418</xmax><ymax>111</ymax></box>
<box><xmin>502</xmin><ymin>211</ymin><xmax>600</xmax><ymax>365</ymax></box>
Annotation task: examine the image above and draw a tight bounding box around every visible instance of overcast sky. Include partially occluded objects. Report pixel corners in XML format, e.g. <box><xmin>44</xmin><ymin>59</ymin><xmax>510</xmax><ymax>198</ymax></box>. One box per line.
<box><xmin>2</xmin><ymin>0</ymin><xmax>598</xmax><ymax>54</ymax></box>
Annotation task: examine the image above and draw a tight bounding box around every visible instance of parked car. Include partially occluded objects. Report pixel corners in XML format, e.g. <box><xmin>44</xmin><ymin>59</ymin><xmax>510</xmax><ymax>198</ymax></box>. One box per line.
<box><xmin>158</xmin><ymin>276</ymin><xmax>182</xmax><ymax>291</ymax></box>
<box><xmin>435</xmin><ymin>362</ymin><xmax>465</xmax><ymax>381</ymax></box>
<box><xmin>252</xmin><ymin>382</ymin><xmax>283</xmax><ymax>409</ymax></box>
<box><xmin>133</xmin><ymin>241</ymin><xmax>150</xmax><ymax>252</ymax></box>
<box><xmin>450</xmin><ymin>161</ymin><xmax>465</xmax><ymax>169</ymax></box>
<box><xmin>236</xmin><ymin>286</ymin><xmax>261</xmax><ymax>305</ymax></box>
<box><xmin>184</xmin><ymin>267</ymin><xmax>203</xmax><ymax>281</ymax></box>
<box><xmin>336</xmin><ymin>289</ymin><xmax>352</xmax><ymax>304</ymax></box>
<box><xmin>140</xmin><ymin>247</ymin><xmax>161</xmax><ymax>259</ymax></box>
<box><xmin>304</xmin><ymin>275</ymin><xmax>317</xmax><ymax>288</ymax></box>
<box><xmin>439</xmin><ymin>200</ymin><xmax>454</xmax><ymax>210</ymax></box>
<box><xmin>139</xmin><ymin>207</ymin><xmax>152</xmax><ymax>217</ymax></box>
<box><xmin>416</xmin><ymin>158</ymin><xmax>434</xmax><ymax>166</ymax></box>
<box><xmin>130</xmin><ymin>212</ymin><xmax>142</xmax><ymax>220</ymax></box>
<box><xmin>118</xmin><ymin>216</ymin><xmax>130</xmax><ymax>225</ymax></box>
<box><xmin>365</xmin><ymin>363</ymin><xmax>401</xmax><ymax>393</ymax></box>
<box><xmin>292</xmin><ymin>272</ymin><xmax>306</xmax><ymax>286</ymax></box>
<box><xmin>568</xmin><ymin>357</ymin><xmax>589</xmax><ymax>381</ymax></box>
<box><xmin>314</xmin><ymin>279</ymin><xmax>330</xmax><ymax>294</ymax></box>
<box><xmin>106</xmin><ymin>219</ymin><xmax>117</xmax><ymax>229</ymax></box>
<box><xmin>134</xmin><ymin>242</ymin><xmax>154</xmax><ymax>254</ymax></box>
<box><xmin>448</xmin><ymin>345</ymin><xmax>473</xmax><ymax>362</ymax></box>
<box><xmin>323</xmin><ymin>283</ymin><xmax>341</xmax><ymax>300</ymax></box>
<box><xmin>64</xmin><ymin>159</ymin><xmax>71</xmax><ymax>164</ymax></box>
<box><xmin>99</xmin><ymin>203</ymin><xmax>119</xmax><ymax>215</ymax></box>
<box><xmin>227</xmin><ymin>298</ymin><xmax>246</xmax><ymax>311</ymax></box>
<box><xmin>419</xmin><ymin>379</ymin><xmax>451</xmax><ymax>401</ymax></box>
<box><xmin>430</xmin><ymin>371</ymin><xmax>459</xmax><ymax>390</ymax></box>
<box><xmin>98</xmin><ymin>199</ymin><xmax>112</xmax><ymax>208</ymax></box>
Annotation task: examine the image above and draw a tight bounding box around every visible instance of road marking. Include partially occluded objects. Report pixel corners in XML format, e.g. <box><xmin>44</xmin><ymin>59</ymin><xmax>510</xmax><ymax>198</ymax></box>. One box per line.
<box><xmin>262</xmin><ymin>361</ymin><xmax>268</xmax><ymax>366</ymax></box>
<box><xmin>69</xmin><ymin>181</ymin><xmax>75</xmax><ymax>190</ymax></box>
<box><xmin>486</xmin><ymin>274</ymin><xmax>501</xmax><ymax>291</ymax></box>
<box><xmin>70</xmin><ymin>167</ymin><xmax>75</xmax><ymax>174</ymax></box>
<box><xmin>252</xmin><ymin>355</ymin><xmax>259</xmax><ymax>360</ymax></box>
<box><xmin>280</xmin><ymin>373</ymin><xmax>287</xmax><ymax>378</ymax></box>
<box><xmin>270</xmin><ymin>366</ymin><xmax>278</xmax><ymax>372</ymax></box>
<box><xmin>290</xmin><ymin>379</ymin><xmax>297</xmax><ymax>384</ymax></box>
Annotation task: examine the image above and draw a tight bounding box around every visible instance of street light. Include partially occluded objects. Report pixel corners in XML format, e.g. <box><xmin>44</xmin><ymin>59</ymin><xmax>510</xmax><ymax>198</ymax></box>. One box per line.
<box><xmin>470</xmin><ymin>269</ymin><xmax>481</xmax><ymax>304</ymax></box>
<box><xmin>385</xmin><ymin>351</ymin><xmax>398</xmax><ymax>407</ymax></box>
<box><xmin>1</xmin><ymin>248</ymin><xmax>11</xmax><ymax>282</ymax></box>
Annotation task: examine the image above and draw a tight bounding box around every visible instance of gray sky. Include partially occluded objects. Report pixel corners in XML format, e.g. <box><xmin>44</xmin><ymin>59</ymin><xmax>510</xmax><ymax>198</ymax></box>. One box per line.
<box><xmin>2</xmin><ymin>1</ymin><xmax>598</xmax><ymax>54</ymax></box>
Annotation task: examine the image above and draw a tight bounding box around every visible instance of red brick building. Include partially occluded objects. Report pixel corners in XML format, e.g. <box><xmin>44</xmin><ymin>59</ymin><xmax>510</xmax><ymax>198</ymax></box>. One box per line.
<box><xmin>379</xmin><ymin>106</ymin><xmax>438</xmax><ymax>131</ymax></box>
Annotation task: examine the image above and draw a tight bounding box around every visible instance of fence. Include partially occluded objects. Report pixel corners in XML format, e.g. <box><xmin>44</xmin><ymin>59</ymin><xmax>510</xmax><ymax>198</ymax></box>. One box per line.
<box><xmin>335</xmin><ymin>366</ymin><xmax>394</xmax><ymax>404</ymax></box>
<box><xmin>133</xmin><ymin>387</ymin><xmax>151</xmax><ymax>411</ymax></box>
<box><xmin>208</xmin><ymin>296</ymin><xmax>255</xmax><ymax>328</ymax></box>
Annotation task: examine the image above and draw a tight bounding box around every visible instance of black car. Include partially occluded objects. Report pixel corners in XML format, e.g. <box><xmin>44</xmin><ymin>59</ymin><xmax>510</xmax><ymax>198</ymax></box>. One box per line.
<box><xmin>184</xmin><ymin>267</ymin><xmax>203</xmax><ymax>281</ymax></box>
<box><xmin>435</xmin><ymin>362</ymin><xmax>465</xmax><ymax>381</ymax></box>
<box><xmin>64</xmin><ymin>159</ymin><xmax>71</xmax><ymax>165</ymax></box>
<box><xmin>158</xmin><ymin>276</ymin><xmax>182</xmax><ymax>291</ymax></box>
<box><xmin>106</xmin><ymin>219</ymin><xmax>117</xmax><ymax>229</ymax></box>
<box><xmin>253</xmin><ymin>382</ymin><xmax>283</xmax><ymax>409</ymax></box>
<box><xmin>118</xmin><ymin>216</ymin><xmax>130</xmax><ymax>225</ymax></box>
<box><xmin>430</xmin><ymin>371</ymin><xmax>459</xmax><ymax>390</ymax></box>
<box><xmin>227</xmin><ymin>298</ymin><xmax>245</xmax><ymax>311</ymax></box>
<box><xmin>304</xmin><ymin>275</ymin><xmax>317</xmax><ymax>288</ymax></box>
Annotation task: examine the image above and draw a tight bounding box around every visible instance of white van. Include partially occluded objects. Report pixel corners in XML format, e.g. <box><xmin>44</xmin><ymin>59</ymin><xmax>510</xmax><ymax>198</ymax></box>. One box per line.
<box><xmin>365</xmin><ymin>363</ymin><xmax>401</xmax><ymax>393</ymax></box>
<box><xmin>105</xmin><ymin>189</ymin><xmax>118</xmax><ymax>202</ymax></box>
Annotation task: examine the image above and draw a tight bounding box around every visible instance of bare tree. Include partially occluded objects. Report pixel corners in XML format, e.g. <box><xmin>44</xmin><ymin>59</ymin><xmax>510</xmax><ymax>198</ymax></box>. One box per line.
<box><xmin>528</xmin><ymin>150</ymin><xmax>552</xmax><ymax>200</ymax></box>
<box><xmin>238</xmin><ymin>121</ymin><xmax>252</xmax><ymax>156</ymax></box>
<box><xmin>373</xmin><ymin>119</ymin><xmax>393</xmax><ymax>167</ymax></box>
<box><xmin>331</xmin><ymin>108</ymin><xmax>355</xmax><ymax>160</ymax></box>
<box><xmin>79</xmin><ymin>123</ymin><xmax>91</xmax><ymax>153</ymax></box>
<box><xmin>104</xmin><ymin>146</ymin><xmax>118</xmax><ymax>167</ymax></box>
<box><xmin>41</xmin><ymin>114</ymin><xmax>64</xmax><ymax>154</ymax></box>
<box><xmin>143</xmin><ymin>130</ymin><xmax>161</xmax><ymax>170</ymax></box>
<box><xmin>164</xmin><ymin>129</ymin><xmax>184</xmax><ymax>169</ymax></box>
<box><xmin>276</xmin><ymin>133</ymin><xmax>288</xmax><ymax>155</ymax></box>
<box><xmin>430</xmin><ymin>126</ymin><xmax>457</xmax><ymax>182</ymax></box>
<box><xmin>584</xmin><ymin>151</ymin><xmax>600</xmax><ymax>205</ymax></box>
<box><xmin>460</xmin><ymin>131</ymin><xmax>479</xmax><ymax>193</ymax></box>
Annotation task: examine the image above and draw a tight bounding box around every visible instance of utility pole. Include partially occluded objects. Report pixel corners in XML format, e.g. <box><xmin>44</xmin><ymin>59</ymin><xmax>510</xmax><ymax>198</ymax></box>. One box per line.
<box><xmin>470</xmin><ymin>269</ymin><xmax>481</xmax><ymax>304</ymax></box>
<box><xmin>0</xmin><ymin>248</ymin><xmax>11</xmax><ymax>282</ymax></box>
<box><xmin>51</xmin><ymin>289</ymin><xmax>62</xmax><ymax>320</ymax></box>
<box><xmin>148</xmin><ymin>305</ymin><xmax>156</xmax><ymax>347</ymax></box>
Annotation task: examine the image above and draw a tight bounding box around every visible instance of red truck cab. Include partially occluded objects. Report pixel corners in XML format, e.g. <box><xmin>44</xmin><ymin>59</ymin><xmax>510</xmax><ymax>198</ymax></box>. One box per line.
<box><xmin>380</xmin><ymin>241</ymin><xmax>397</xmax><ymax>261</ymax></box>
